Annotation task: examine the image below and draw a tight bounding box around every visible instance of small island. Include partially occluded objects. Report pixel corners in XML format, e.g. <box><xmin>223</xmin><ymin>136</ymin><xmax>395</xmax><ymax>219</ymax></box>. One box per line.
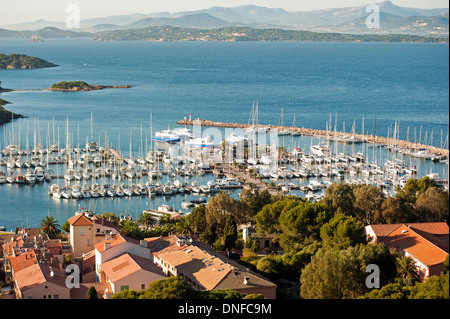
<box><xmin>0</xmin><ymin>53</ymin><xmax>57</xmax><ymax>69</ymax></box>
<box><xmin>49</xmin><ymin>81</ymin><xmax>132</xmax><ymax>91</ymax></box>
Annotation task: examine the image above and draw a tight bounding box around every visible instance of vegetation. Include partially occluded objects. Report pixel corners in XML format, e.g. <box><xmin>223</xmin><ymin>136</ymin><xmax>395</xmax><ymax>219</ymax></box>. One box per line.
<box><xmin>91</xmin><ymin>26</ymin><xmax>449</xmax><ymax>43</ymax></box>
<box><xmin>86</xmin><ymin>286</ymin><xmax>98</xmax><ymax>299</ymax></box>
<box><xmin>111</xmin><ymin>276</ymin><xmax>264</xmax><ymax>299</ymax></box>
<box><xmin>39</xmin><ymin>215</ymin><xmax>61</xmax><ymax>238</ymax></box>
<box><xmin>0</xmin><ymin>53</ymin><xmax>57</xmax><ymax>69</ymax></box>
<box><xmin>50</xmin><ymin>81</ymin><xmax>89</xmax><ymax>90</ymax></box>
<box><xmin>0</xmin><ymin>98</ymin><xmax>24</xmax><ymax>125</ymax></box>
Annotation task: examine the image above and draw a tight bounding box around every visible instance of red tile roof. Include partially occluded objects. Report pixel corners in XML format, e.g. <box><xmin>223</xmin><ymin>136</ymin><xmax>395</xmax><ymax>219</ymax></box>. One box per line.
<box><xmin>381</xmin><ymin>224</ymin><xmax>449</xmax><ymax>267</ymax></box>
<box><xmin>67</xmin><ymin>213</ymin><xmax>93</xmax><ymax>226</ymax></box>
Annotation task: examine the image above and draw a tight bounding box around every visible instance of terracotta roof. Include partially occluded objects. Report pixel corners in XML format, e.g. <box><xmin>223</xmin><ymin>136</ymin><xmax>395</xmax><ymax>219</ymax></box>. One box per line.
<box><xmin>94</xmin><ymin>234</ymin><xmax>140</xmax><ymax>253</ymax></box>
<box><xmin>100</xmin><ymin>253</ymin><xmax>165</xmax><ymax>283</ymax></box>
<box><xmin>406</xmin><ymin>222</ymin><xmax>449</xmax><ymax>236</ymax></box>
<box><xmin>67</xmin><ymin>213</ymin><xmax>93</xmax><ymax>226</ymax></box>
<box><xmin>151</xmin><ymin>236</ymin><xmax>276</xmax><ymax>291</ymax></box>
<box><xmin>381</xmin><ymin>224</ymin><xmax>449</xmax><ymax>267</ymax></box>
<box><xmin>9</xmin><ymin>251</ymin><xmax>37</xmax><ymax>273</ymax></box>
<box><xmin>14</xmin><ymin>263</ymin><xmax>67</xmax><ymax>291</ymax></box>
<box><xmin>366</xmin><ymin>224</ymin><xmax>402</xmax><ymax>241</ymax></box>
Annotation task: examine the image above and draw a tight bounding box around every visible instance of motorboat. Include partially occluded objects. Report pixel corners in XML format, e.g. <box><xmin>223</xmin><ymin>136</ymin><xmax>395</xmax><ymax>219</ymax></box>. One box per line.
<box><xmin>185</xmin><ymin>136</ymin><xmax>216</xmax><ymax>149</ymax></box>
<box><xmin>152</xmin><ymin>129</ymin><xmax>180</xmax><ymax>144</ymax></box>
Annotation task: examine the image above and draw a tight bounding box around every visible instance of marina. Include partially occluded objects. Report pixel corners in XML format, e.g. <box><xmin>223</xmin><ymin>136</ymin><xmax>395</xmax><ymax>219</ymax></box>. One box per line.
<box><xmin>1</xmin><ymin>114</ymin><xmax>448</xmax><ymax>213</ymax></box>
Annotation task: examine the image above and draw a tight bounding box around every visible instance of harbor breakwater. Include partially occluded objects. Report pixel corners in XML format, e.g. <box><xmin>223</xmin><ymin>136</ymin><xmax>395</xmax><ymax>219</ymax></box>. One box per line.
<box><xmin>177</xmin><ymin>118</ymin><xmax>449</xmax><ymax>158</ymax></box>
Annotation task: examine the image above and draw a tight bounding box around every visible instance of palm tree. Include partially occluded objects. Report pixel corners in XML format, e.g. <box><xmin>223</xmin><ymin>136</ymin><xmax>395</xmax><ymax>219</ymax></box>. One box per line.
<box><xmin>137</xmin><ymin>213</ymin><xmax>157</xmax><ymax>231</ymax></box>
<box><xmin>175</xmin><ymin>218</ymin><xmax>193</xmax><ymax>235</ymax></box>
<box><xmin>396</xmin><ymin>256</ymin><xmax>421</xmax><ymax>285</ymax></box>
<box><xmin>39</xmin><ymin>216</ymin><xmax>61</xmax><ymax>237</ymax></box>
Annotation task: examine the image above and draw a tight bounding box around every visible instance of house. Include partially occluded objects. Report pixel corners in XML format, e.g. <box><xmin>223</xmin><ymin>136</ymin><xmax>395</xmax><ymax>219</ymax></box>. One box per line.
<box><xmin>67</xmin><ymin>209</ymin><xmax>118</xmax><ymax>259</ymax></box>
<box><xmin>90</xmin><ymin>234</ymin><xmax>166</xmax><ymax>296</ymax></box>
<box><xmin>13</xmin><ymin>262</ymin><xmax>70</xmax><ymax>299</ymax></box>
<box><xmin>365</xmin><ymin>222</ymin><xmax>449</xmax><ymax>281</ymax></box>
<box><xmin>1</xmin><ymin>229</ymin><xmax>72</xmax><ymax>299</ymax></box>
<box><xmin>242</xmin><ymin>226</ymin><xmax>281</xmax><ymax>253</ymax></box>
<box><xmin>97</xmin><ymin>252</ymin><xmax>166</xmax><ymax>294</ymax></box>
<box><xmin>146</xmin><ymin>235</ymin><xmax>277</xmax><ymax>299</ymax></box>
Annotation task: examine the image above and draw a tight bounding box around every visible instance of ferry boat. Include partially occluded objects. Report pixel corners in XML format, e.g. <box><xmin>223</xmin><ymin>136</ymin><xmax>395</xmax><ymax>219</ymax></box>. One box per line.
<box><xmin>173</xmin><ymin>127</ymin><xmax>194</xmax><ymax>141</ymax></box>
<box><xmin>152</xmin><ymin>130</ymin><xmax>180</xmax><ymax>144</ymax></box>
<box><xmin>185</xmin><ymin>137</ymin><xmax>216</xmax><ymax>149</ymax></box>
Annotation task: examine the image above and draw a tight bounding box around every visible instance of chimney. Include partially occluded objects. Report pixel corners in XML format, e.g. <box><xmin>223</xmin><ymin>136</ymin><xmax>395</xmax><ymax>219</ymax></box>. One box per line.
<box><xmin>104</xmin><ymin>241</ymin><xmax>111</xmax><ymax>250</ymax></box>
<box><xmin>140</xmin><ymin>240</ymin><xmax>149</xmax><ymax>248</ymax></box>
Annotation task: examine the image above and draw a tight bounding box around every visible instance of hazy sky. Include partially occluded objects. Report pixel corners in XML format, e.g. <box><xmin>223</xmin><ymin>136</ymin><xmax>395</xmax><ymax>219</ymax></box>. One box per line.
<box><xmin>1</xmin><ymin>0</ymin><xmax>448</xmax><ymax>25</ymax></box>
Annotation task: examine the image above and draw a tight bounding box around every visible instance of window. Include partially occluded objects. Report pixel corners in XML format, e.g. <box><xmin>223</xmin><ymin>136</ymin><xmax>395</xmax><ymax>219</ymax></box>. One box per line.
<box><xmin>81</xmin><ymin>227</ymin><xmax>85</xmax><ymax>236</ymax></box>
<box><xmin>87</xmin><ymin>239</ymin><xmax>91</xmax><ymax>246</ymax></box>
<box><xmin>54</xmin><ymin>295</ymin><xmax>59</xmax><ymax>299</ymax></box>
<box><xmin>121</xmin><ymin>285</ymin><xmax>129</xmax><ymax>291</ymax></box>
<box><xmin>141</xmin><ymin>284</ymin><xmax>145</xmax><ymax>290</ymax></box>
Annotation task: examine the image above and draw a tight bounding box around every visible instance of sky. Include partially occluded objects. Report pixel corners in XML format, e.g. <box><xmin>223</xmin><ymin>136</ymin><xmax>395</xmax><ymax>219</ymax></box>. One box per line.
<box><xmin>1</xmin><ymin>0</ymin><xmax>448</xmax><ymax>26</ymax></box>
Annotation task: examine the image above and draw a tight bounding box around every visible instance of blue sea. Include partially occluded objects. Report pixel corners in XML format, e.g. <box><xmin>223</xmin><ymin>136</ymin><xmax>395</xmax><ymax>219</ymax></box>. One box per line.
<box><xmin>0</xmin><ymin>38</ymin><xmax>448</xmax><ymax>230</ymax></box>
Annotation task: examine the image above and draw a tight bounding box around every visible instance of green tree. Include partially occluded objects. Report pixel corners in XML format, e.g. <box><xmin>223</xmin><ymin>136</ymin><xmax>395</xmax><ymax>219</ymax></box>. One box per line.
<box><xmin>300</xmin><ymin>243</ymin><xmax>397</xmax><ymax>299</ymax></box>
<box><xmin>409</xmin><ymin>273</ymin><xmax>449</xmax><ymax>299</ymax></box>
<box><xmin>86</xmin><ymin>286</ymin><xmax>98</xmax><ymax>299</ymax></box>
<box><xmin>205</xmin><ymin>192</ymin><xmax>244</xmax><ymax>235</ymax></box>
<box><xmin>396</xmin><ymin>176</ymin><xmax>440</xmax><ymax>206</ymax></box>
<box><xmin>320</xmin><ymin>213</ymin><xmax>366</xmax><ymax>250</ymax></box>
<box><xmin>415</xmin><ymin>187</ymin><xmax>449</xmax><ymax>222</ymax></box>
<box><xmin>278</xmin><ymin>199</ymin><xmax>330</xmax><ymax>252</ymax></box>
<box><xmin>137</xmin><ymin>213</ymin><xmax>157</xmax><ymax>231</ymax></box>
<box><xmin>239</xmin><ymin>188</ymin><xmax>272</xmax><ymax>222</ymax></box>
<box><xmin>119</xmin><ymin>220</ymin><xmax>143</xmax><ymax>239</ymax></box>
<box><xmin>223</xmin><ymin>215</ymin><xmax>238</xmax><ymax>250</ymax></box>
<box><xmin>353</xmin><ymin>184</ymin><xmax>385</xmax><ymax>224</ymax></box>
<box><xmin>198</xmin><ymin>289</ymin><xmax>245</xmax><ymax>299</ymax></box>
<box><xmin>61</xmin><ymin>220</ymin><xmax>70</xmax><ymax>233</ymax></box>
<box><xmin>111</xmin><ymin>289</ymin><xmax>139</xmax><ymax>299</ymax></box>
<box><xmin>322</xmin><ymin>183</ymin><xmax>355</xmax><ymax>215</ymax></box>
<box><xmin>243</xmin><ymin>294</ymin><xmax>266</xmax><ymax>299</ymax></box>
<box><xmin>396</xmin><ymin>256</ymin><xmax>421</xmax><ymax>286</ymax></box>
<box><xmin>39</xmin><ymin>216</ymin><xmax>61</xmax><ymax>237</ymax></box>
<box><xmin>359</xmin><ymin>282</ymin><xmax>410</xmax><ymax>299</ymax></box>
<box><xmin>255</xmin><ymin>196</ymin><xmax>303</xmax><ymax>237</ymax></box>
<box><xmin>377</xmin><ymin>196</ymin><xmax>415</xmax><ymax>224</ymax></box>
<box><xmin>185</xmin><ymin>204</ymin><xmax>207</xmax><ymax>234</ymax></box>
<box><xmin>139</xmin><ymin>277</ymin><xmax>195</xmax><ymax>299</ymax></box>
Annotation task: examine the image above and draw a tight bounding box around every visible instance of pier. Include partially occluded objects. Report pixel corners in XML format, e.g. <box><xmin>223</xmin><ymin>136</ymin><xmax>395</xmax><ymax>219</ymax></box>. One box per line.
<box><xmin>177</xmin><ymin>118</ymin><xmax>449</xmax><ymax>158</ymax></box>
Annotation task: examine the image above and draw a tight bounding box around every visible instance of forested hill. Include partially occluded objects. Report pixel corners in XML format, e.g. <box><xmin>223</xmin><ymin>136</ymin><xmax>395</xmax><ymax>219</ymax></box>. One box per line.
<box><xmin>91</xmin><ymin>26</ymin><xmax>449</xmax><ymax>43</ymax></box>
<box><xmin>0</xmin><ymin>26</ymin><xmax>447</xmax><ymax>43</ymax></box>
<box><xmin>0</xmin><ymin>53</ymin><xmax>57</xmax><ymax>69</ymax></box>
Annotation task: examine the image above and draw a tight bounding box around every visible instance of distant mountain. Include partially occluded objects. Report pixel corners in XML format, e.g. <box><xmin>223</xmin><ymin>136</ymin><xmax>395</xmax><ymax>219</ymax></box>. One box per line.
<box><xmin>124</xmin><ymin>13</ymin><xmax>234</xmax><ymax>29</ymax></box>
<box><xmin>315</xmin><ymin>12</ymin><xmax>449</xmax><ymax>35</ymax></box>
<box><xmin>0</xmin><ymin>1</ymin><xmax>448</xmax><ymax>36</ymax></box>
<box><xmin>0</xmin><ymin>27</ymin><xmax>91</xmax><ymax>38</ymax></box>
<box><xmin>2</xmin><ymin>19</ymin><xmax>67</xmax><ymax>31</ymax></box>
